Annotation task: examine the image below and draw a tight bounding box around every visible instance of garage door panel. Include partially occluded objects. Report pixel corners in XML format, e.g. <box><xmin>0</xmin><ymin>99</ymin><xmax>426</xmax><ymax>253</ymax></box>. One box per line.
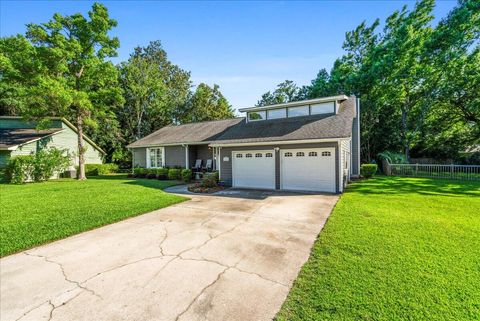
<box><xmin>233</xmin><ymin>151</ymin><xmax>275</xmax><ymax>189</ymax></box>
<box><xmin>281</xmin><ymin>148</ymin><xmax>335</xmax><ymax>192</ymax></box>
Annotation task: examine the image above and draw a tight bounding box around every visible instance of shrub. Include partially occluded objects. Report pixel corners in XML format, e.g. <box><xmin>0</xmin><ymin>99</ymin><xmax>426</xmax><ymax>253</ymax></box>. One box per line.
<box><xmin>5</xmin><ymin>155</ymin><xmax>35</xmax><ymax>184</ymax></box>
<box><xmin>201</xmin><ymin>172</ymin><xmax>218</xmax><ymax>188</ymax></box>
<box><xmin>85</xmin><ymin>163</ymin><xmax>119</xmax><ymax>176</ymax></box>
<box><xmin>181</xmin><ymin>169</ymin><xmax>192</xmax><ymax>182</ymax></box>
<box><xmin>361</xmin><ymin>164</ymin><xmax>378</xmax><ymax>178</ymax></box>
<box><xmin>156</xmin><ymin>168</ymin><xmax>169</xmax><ymax>180</ymax></box>
<box><xmin>133</xmin><ymin>167</ymin><xmax>146</xmax><ymax>178</ymax></box>
<box><xmin>378</xmin><ymin>151</ymin><xmax>407</xmax><ymax>164</ymax></box>
<box><xmin>168</xmin><ymin>168</ymin><xmax>181</xmax><ymax>180</ymax></box>
<box><xmin>5</xmin><ymin>148</ymin><xmax>70</xmax><ymax>184</ymax></box>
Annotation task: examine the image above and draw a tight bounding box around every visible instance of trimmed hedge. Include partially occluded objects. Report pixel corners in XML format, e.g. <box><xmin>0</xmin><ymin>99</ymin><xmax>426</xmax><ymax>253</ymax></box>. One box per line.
<box><xmin>181</xmin><ymin>169</ymin><xmax>192</xmax><ymax>182</ymax></box>
<box><xmin>168</xmin><ymin>168</ymin><xmax>181</xmax><ymax>180</ymax></box>
<box><xmin>156</xmin><ymin>168</ymin><xmax>169</xmax><ymax>180</ymax></box>
<box><xmin>85</xmin><ymin>163</ymin><xmax>119</xmax><ymax>176</ymax></box>
<box><xmin>361</xmin><ymin>164</ymin><xmax>378</xmax><ymax>178</ymax></box>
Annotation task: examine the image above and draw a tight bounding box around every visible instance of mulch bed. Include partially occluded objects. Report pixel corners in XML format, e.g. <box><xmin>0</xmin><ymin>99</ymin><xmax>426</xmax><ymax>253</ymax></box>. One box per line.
<box><xmin>187</xmin><ymin>183</ymin><xmax>225</xmax><ymax>194</ymax></box>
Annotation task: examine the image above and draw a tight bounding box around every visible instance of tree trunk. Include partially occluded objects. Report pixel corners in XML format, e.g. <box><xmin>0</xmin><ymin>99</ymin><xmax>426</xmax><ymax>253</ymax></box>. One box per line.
<box><xmin>77</xmin><ymin>113</ymin><xmax>86</xmax><ymax>180</ymax></box>
<box><xmin>401</xmin><ymin>106</ymin><xmax>410</xmax><ymax>162</ymax></box>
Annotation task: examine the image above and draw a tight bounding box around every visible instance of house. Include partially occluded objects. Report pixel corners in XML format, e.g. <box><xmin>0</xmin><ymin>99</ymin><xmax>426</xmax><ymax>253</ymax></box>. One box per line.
<box><xmin>0</xmin><ymin>116</ymin><xmax>105</xmax><ymax>168</ymax></box>
<box><xmin>127</xmin><ymin>95</ymin><xmax>360</xmax><ymax>193</ymax></box>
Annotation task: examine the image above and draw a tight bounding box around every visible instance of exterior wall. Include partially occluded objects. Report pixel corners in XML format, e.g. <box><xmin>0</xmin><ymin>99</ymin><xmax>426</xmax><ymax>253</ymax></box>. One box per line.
<box><xmin>219</xmin><ymin>142</ymin><xmax>340</xmax><ymax>193</ymax></box>
<box><xmin>165</xmin><ymin>145</ymin><xmax>186</xmax><ymax>168</ymax></box>
<box><xmin>351</xmin><ymin>98</ymin><xmax>360</xmax><ymax>176</ymax></box>
<box><xmin>55</xmin><ymin>125</ymin><xmax>103</xmax><ymax>165</ymax></box>
<box><xmin>196</xmin><ymin>145</ymin><xmax>213</xmax><ymax>163</ymax></box>
<box><xmin>1</xmin><ymin>118</ymin><xmax>103</xmax><ymax>168</ymax></box>
<box><xmin>132</xmin><ymin>148</ymin><xmax>147</xmax><ymax>168</ymax></box>
<box><xmin>340</xmin><ymin>139</ymin><xmax>351</xmax><ymax>191</ymax></box>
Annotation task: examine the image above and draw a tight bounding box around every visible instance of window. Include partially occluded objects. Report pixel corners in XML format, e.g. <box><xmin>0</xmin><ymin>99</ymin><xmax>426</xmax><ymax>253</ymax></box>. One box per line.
<box><xmin>245</xmin><ymin>153</ymin><xmax>253</xmax><ymax>158</ymax></box>
<box><xmin>322</xmin><ymin>151</ymin><xmax>331</xmax><ymax>157</ymax></box>
<box><xmin>248</xmin><ymin>111</ymin><xmax>266</xmax><ymax>121</ymax></box>
<box><xmin>284</xmin><ymin>152</ymin><xmax>293</xmax><ymax>157</ymax></box>
<box><xmin>308</xmin><ymin>151</ymin><xmax>318</xmax><ymax>157</ymax></box>
<box><xmin>255</xmin><ymin>153</ymin><xmax>263</xmax><ymax>158</ymax></box>
<box><xmin>267</xmin><ymin>108</ymin><xmax>286</xmax><ymax>119</ymax></box>
<box><xmin>236</xmin><ymin>154</ymin><xmax>243</xmax><ymax>158</ymax></box>
<box><xmin>149</xmin><ymin>148</ymin><xmax>163</xmax><ymax>168</ymax></box>
<box><xmin>296</xmin><ymin>152</ymin><xmax>305</xmax><ymax>157</ymax></box>
<box><xmin>311</xmin><ymin>102</ymin><xmax>335</xmax><ymax>115</ymax></box>
<box><xmin>288</xmin><ymin>105</ymin><xmax>309</xmax><ymax>117</ymax></box>
<box><xmin>265</xmin><ymin>152</ymin><xmax>273</xmax><ymax>157</ymax></box>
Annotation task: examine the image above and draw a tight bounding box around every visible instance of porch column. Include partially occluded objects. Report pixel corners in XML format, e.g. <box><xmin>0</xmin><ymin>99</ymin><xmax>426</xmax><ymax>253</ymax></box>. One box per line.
<box><xmin>185</xmin><ymin>145</ymin><xmax>189</xmax><ymax>169</ymax></box>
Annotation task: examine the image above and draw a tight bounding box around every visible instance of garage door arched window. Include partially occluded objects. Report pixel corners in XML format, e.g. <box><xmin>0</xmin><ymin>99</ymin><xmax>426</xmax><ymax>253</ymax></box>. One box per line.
<box><xmin>284</xmin><ymin>152</ymin><xmax>293</xmax><ymax>157</ymax></box>
<box><xmin>322</xmin><ymin>151</ymin><xmax>331</xmax><ymax>157</ymax></box>
<box><xmin>255</xmin><ymin>153</ymin><xmax>263</xmax><ymax>158</ymax></box>
<box><xmin>308</xmin><ymin>151</ymin><xmax>318</xmax><ymax>157</ymax></box>
<box><xmin>236</xmin><ymin>154</ymin><xmax>243</xmax><ymax>158</ymax></box>
<box><xmin>296</xmin><ymin>152</ymin><xmax>305</xmax><ymax>157</ymax></box>
<box><xmin>245</xmin><ymin>153</ymin><xmax>253</xmax><ymax>158</ymax></box>
<box><xmin>265</xmin><ymin>153</ymin><xmax>273</xmax><ymax>157</ymax></box>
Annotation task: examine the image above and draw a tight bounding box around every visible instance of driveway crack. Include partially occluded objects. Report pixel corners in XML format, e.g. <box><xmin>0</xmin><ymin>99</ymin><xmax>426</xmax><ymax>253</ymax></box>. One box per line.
<box><xmin>174</xmin><ymin>267</ymin><xmax>228</xmax><ymax>321</ymax></box>
<box><xmin>24</xmin><ymin>252</ymin><xmax>101</xmax><ymax>299</ymax></box>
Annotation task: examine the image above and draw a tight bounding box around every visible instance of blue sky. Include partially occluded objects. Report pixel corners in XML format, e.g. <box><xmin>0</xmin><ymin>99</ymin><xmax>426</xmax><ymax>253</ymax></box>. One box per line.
<box><xmin>1</xmin><ymin>0</ymin><xmax>456</xmax><ymax>110</ymax></box>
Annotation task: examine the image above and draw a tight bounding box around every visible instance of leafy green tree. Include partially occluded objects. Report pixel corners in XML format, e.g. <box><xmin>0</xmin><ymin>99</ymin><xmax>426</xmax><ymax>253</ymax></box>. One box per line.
<box><xmin>118</xmin><ymin>41</ymin><xmax>191</xmax><ymax>142</ymax></box>
<box><xmin>1</xmin><ymin>3</ymin><xmax>123</xmax><ymax>179</ymax></box>
<box><xmin>180</xmin><ymin>83</ymin><xmax>234</xmax><ymax>123</ymax></box>
<box><xmin>256</xmin><ymin>80</ymin><xmax>302</xmax><ymax>106</ymax></box>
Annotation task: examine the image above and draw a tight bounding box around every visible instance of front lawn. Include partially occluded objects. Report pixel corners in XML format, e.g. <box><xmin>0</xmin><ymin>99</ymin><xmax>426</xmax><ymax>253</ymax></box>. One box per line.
<box><xmin>0</xmin><ymin>175</ymin><xmax>186</xmax><ymax>257</ymax></box>
<box><xmin>277</xmin><ymin>176</ymin><xmax>480</xmax><ymax>321</ymax></box>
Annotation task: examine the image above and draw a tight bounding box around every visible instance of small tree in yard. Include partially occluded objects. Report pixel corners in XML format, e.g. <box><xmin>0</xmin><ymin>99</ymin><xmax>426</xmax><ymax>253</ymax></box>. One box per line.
<box><xmin>20</xmin><ymin>3</ymin><xmax>122</xmax><ymax>180</ymax></box>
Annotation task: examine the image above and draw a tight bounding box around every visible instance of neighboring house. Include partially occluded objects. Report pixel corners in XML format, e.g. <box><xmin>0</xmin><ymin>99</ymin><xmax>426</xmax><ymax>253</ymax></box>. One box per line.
<box><xmin>0</xmin><ymin>116</ymin><xmax>105</xmax><ymax>168</ymax></box>
<box><xmin>128</xmin><ymin>95</ymin><xmax>360</xmax><ymax>193</ymax></box>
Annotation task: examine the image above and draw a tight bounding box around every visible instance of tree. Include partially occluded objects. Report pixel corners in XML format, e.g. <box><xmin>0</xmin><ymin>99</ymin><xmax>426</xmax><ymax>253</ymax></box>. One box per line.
<box><xmin>118</xmin><ymin>41</ymin><xmax>191</xmax><ymax>142</ymax></box>
<box><xmin>5</xmin><ymin>3</ymin><xmax>123</xmax><ymax>179</ymax></box>
<box><xmin>180</xmin><ymin>83</ymin><xmax>234</xmax><ymax>123</ymax></box>
<box><xmin>256</xmin><ymin>80</ymin><xmax>302</xmax><ymax>106</ymax></box>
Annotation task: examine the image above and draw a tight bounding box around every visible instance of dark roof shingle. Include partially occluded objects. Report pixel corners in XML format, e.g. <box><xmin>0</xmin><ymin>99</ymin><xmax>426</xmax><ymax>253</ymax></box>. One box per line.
<box><xmin>127</xmin><ymin>118</ymin><xmax>244</xmax><ymax>147</ymax></box>
<box><xmin>127</xmin><ymin>96</ymin><xmax>357</xmax><ymax>147</ymax></box>
<box><xmin>0</xmin><ymin>128</ymin><xmax>63</xmax><ymax>149</ymax></box>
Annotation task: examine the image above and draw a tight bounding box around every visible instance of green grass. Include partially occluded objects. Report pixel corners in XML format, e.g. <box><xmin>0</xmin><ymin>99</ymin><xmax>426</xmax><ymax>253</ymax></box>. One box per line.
<box><xmin>0</xmin><ymin>175</ymin><xmax>187</xmax><ymax>257</ymax></box>
<box><xmin>277</xmin><ymin>176</ymin><xmax>480</xmax><ymax>321</ymax></box>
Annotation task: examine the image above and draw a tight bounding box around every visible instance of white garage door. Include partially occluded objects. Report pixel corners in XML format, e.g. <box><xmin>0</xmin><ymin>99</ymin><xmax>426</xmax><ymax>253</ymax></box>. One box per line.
<box><xmin>232</xmin><ymin>150</ymin><xmax>275</xmax><ymax>189</ymax></box>
<box><xmin>281</xmin><ymin>148</ymin><xmax>336</xmax><ymax>192</ymax></box>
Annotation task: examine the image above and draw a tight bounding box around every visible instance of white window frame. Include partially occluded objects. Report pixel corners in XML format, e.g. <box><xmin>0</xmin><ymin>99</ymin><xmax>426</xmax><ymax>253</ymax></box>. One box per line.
<box><xmin>248</xmin><ymin>111</ymin><xmax>266</xmax><ymax>121</ymax></box>
<box><xmin>288</xmin><ymin>105</ymin><xmax>309</xmax><ymax>117</ymax></box>
<box><xmin>146</xmin><ymin>147</ymin><xmax>165</xmax><ymax>168</ymax></box>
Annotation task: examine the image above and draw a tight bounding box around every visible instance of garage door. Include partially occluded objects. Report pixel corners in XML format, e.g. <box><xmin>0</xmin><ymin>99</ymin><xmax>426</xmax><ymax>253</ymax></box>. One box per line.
<box><xmin>281</xmin><ymin>148</ymin><xmax>336</xmax><ymax>192</ymax></box>
<box><xmin>232</xmin><ymin>150</ymin><xmax>275</xmax><ymax>189</ymax></box>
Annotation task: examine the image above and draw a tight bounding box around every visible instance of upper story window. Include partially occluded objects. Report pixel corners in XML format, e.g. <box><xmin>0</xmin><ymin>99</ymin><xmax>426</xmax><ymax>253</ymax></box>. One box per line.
<box><xmin>267</xmin><ymin>108</ymin><xmax>286</xmax><ymax>120</ymax></box>
<box><xmin>288</xmin><ymin>105</ymin><xmax>309</xmax><ymax>117</ymax></box>
<box><xmin>311</xmin><ymin>102</ymin><xmax>335</xmax><ymax>115</ymax></box>
<box><xmin>248</xmin><ymin>111</ymin><xmax>266</xmax><ymax>121</ymax></box>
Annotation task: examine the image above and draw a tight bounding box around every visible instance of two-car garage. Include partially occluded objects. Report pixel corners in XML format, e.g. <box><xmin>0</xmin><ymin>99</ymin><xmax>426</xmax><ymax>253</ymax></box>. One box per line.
<box><xmin>231</xmin><ymin>147</ymin><xmax>337</xmax><ymax>193</ymax></box>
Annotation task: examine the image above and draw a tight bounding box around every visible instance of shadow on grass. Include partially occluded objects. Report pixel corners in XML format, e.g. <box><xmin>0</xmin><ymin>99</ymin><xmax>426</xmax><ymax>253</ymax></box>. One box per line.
<box><xmin>86</xmin><ymin>175</ymin><xmax>184</xmax><ymax>191</ymax></box>
<box><xmin>349</xmin><ymin>176</ymin><xmax>480</xmax><ymax>197</ymax></box>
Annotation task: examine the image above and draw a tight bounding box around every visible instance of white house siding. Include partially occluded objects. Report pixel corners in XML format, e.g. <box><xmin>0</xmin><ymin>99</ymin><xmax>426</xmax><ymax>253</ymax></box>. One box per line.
<box><xmin>340</xmin><ymin>139</ymin><xmax>351</xmax><ymax>191</ymax></box>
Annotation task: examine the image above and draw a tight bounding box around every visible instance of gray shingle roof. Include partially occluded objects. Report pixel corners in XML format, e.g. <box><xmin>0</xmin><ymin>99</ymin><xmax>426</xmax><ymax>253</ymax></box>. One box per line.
<box><xmin>127</xmin><ymin>118</ymin><xmax>244</xmax><ymax>147</ymax></box>
<box><xmin>0</xmin><ymin>128</ymin><xmax>63</xmax><ymax>149</ymax></box>
<box><xmin>127</xmin><ymin>96</ymin><xmax>356</xmax><ymax>147</ymax></box>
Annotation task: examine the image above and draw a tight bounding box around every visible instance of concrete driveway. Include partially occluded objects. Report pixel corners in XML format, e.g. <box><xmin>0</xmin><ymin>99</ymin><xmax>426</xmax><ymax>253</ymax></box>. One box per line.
<box><xmin>1</xmin><ymin>188</ymin><xmax>338</xmax><ymax>321</ymax></box>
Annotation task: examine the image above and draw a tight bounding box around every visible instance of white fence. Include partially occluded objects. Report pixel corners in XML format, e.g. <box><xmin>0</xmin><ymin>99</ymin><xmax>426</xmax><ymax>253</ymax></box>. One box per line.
<box><xmin>386</xmin><ymin>163</ymin><xmax>480</xmax><ymax>181</ymax></box>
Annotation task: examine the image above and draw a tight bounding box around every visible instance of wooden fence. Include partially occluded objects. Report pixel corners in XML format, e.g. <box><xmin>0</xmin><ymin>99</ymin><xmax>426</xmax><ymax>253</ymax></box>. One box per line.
<box><xmin>385</xmin><ymin>163</ymin><xmax>480</xmax><ymax>181</ymax></box>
